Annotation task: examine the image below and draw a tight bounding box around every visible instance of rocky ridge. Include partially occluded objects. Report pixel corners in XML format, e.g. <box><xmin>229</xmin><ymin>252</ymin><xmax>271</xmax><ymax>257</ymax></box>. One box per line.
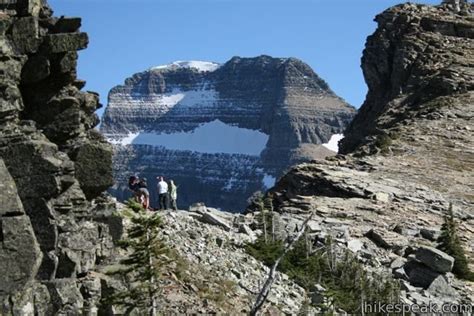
<box><xmin>255</xmin><ymin>1</ymin><xmax>474</xmax><ymax>308</ymax></box>
<box><xmin>101</xmin><ymin>55</ymin><xmax>355</xmax><ymax>211</ymax></box>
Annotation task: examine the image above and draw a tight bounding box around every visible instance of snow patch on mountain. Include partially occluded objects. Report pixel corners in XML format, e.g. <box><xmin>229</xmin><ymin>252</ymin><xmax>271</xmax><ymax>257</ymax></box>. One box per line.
<box><xmin>151</xmin><ymin>61</ymin><xmax>221</xmax><ymax>72</ymax></box>
<box><xmin>108</xmin><ymin>119</ymin><xmax>269</xmax><ymax>156</ymax></box>
<box><xmin>322</xmin><ymin>134</ymin><xmax>344</xmax><ymax>152</ymax></box>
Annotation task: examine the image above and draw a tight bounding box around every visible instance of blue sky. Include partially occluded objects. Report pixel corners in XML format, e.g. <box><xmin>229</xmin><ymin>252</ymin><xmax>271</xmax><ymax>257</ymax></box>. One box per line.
<box><xmin>50</xmin><ymin>0</ymin><xmax>439</xmax><ymax>117</ymax></box>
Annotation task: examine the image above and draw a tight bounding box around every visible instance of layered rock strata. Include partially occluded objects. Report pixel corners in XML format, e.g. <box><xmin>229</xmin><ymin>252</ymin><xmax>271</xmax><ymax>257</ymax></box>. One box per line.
<box><xmin>101</xmin><ymin>56</ymin><xmax>356</xmax><ymax>211</ymax></box>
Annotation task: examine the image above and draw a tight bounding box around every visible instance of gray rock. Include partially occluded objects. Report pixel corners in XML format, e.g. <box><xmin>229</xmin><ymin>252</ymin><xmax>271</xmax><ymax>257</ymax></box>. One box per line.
<box><xmin>420</xmin><ymin>228</ymin><xmax>441</xmax><ymax>241</ymax></box>
<box><xmin>307</xmin><ymin>220</ymin><xmax>322</xmax><ymax>232</ymax></box>
<box><xmin>189</xmin><ymin>203</ymin><xmax>207</xmax><ymax>214</ymax></box>
<box><xmin>366</xmin><ymin>228</ymin><xmax>409</xmax><ymax>251</ymax></box>
<box><xmin>393</xmin><ymin>224</ymin><xmax>420</xmax><ymax>237</ymax></box>
<box><xmin>404</xmin><ymin>260</ymin><xmax>441</xmax><ymax>288</ymax></box>
<box><xmin>11</xmin><ymin>16</ymin><xmax>40</xmax><ymax>54</ymax></box>
<box><xmin>393</xmin><ymin>267</ymin><xmax>409</xmax><ymax>280</ymax></box>
<box><xmin>46</xmin><ymin>280</ymin><xmax>84</xmax><ymax>314</ymax></box>
<box><xmin>426</xmin><ymin>275</ymin><xmax>459</xmax><ymax>299</ymax></box>
<box><xmin>347</xmin><ymin>239</ymin><xmax>364</xmax><ymax>253</ymax></box>
<box><xmin>70</xmin><ymin>139</ymin><xmax>113</xmax><ymax>200</ymax></box>
<box><xmin>0</xmin><ymin>159</ymin><xmax>42</xmax><ymax>298</ymax></box>
<box><xmin>200</xmin><ymin>212</ymin><xmax>232</xmax><ymax>231</ymax></box>
<box><xmin>43</xmin><ymin>33</ymin><xmax>89</xmax><ymax>53</ymax></box>
<box><xmin>415</xmin><ymin>246</ymin><xmax>454</xmax><ymax>273</ymax></box>
<box><xmin>238</xmin><ymin>224</ymin><xmax>257</xmax><ymax>241</ymax></box>
<box><xmin>373</xmin><ymin>192</ymin><xmax>390</xmax><ymax>203</ymax></box>
<box><xmin>390</xmin><ymin>257</ymin><xmax>407</xmax><ymax>270</ymax></box>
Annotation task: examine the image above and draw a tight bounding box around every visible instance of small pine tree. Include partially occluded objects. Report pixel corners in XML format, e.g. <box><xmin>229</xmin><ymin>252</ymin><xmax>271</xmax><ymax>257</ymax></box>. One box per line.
<box><xmin>437</xmin><ymin>204</ymin><xmax>474</xmax><ymax>281</ymax></box>
<box><xmin>104</xmin><ymin>202</ymin><xmax>171</xmax><ymax>315</ymax></box>
<box><xmin>252</xmin><ymin>193</ymin><xmax>276</xmax><ymax>244</ymax></box>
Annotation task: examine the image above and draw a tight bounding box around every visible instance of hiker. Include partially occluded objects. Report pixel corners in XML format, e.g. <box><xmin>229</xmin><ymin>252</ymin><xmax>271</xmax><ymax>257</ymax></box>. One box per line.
<box><xmin>169</xmin><ymin>179</ymin><xmax>178</xmax><ymax>211</ymax></box>
<box><xmin>137</xmin><ymin>178</ymin><xmax>150</xmax><ymax>210</ymax></box>
<box><xmin>157</xmin><ymin>176</ymin><xmax>169</xmax><ymax>210</ymax></box>
<box><xmin>128</xmin><ymin>175</ymin><xmax>140</xmax><ymax>202</ymax></box>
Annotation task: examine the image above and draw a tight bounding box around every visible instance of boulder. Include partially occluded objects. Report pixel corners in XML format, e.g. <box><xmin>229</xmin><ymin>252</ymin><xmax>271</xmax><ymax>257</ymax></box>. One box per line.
<box><xmin>238</xmin><ymin>224</ymin><xmax>257</xmax><ymax>241</ymax></box>
<box><xmin>307</xmin><ymin>220</ymin><xmax>321</xmax><ymax>232</ymax></box>
<box><xmin>415</xmin><ymin>246</ymin><xmax>454</xmax><ymax>273</ymax></box>
<box><xmin>420</xmin><ymin>228</ymin><xmax>441</xmax><ymax>241</ymax></box>
<box><xmin>51</xmin><ymin>17</ymin><xmax>82</xmax><ymax>34</ymax></box>
<box><xmin>11</xmin><ymin>16</ymin><xmax>40</xmax><ymax>54</ymax></box>
<box><xmin>189</xmin><ymin>203</ymin><xmax>207</xmax><ymax>214</ymax></box>
<box><xmin>200</xmin><ymin>212</ymin><xmax>232</xmax><ymax>232</ymax></box>
<box><xmin>0</xmin><ymin>159</ymin><xmax>42</xmax><ymax>297</ymax></box>
<box><xmin>404</xmin><ymin>260</ymin><xmax>441</xmax><ymax>288</ymax></box>
<box><xmin>390</xmin><ymin>257</ymin><xmax>407</xmax><ymax>270</ymax></box>
<box><xmin>43</xmin><ymin>33</ymin><xmax>88</xmax><ymax>53</ymax></box>
<box><xmin>347</xmin><ymin>239</ymin><xmax>364</xmax><ymax>253</ymax></box>
<box><xmin>46</xmin><ymin>280</ymin><xmax>84</xmax><ymax>314</ymax></box>
<box><xmin>0</xmin><ymin>215</ymin><xmax>43</xmax><ymax>296</ymax></box>
<box><xmin>373</xmin><ymin>192</ymin><xmax>390</xmax><ymax>203</ymax></box>
<box><xmin>426</xmin><ymin>275</ymin><xmax>459</xmax><ymax>299</ymax></box>
<box><xmin>366</xmin><ymin>228</ymin><xmax>409</xmax><ymax>251</ymax></box>
<box><xmin>71</xmin><ymin>140</ymin><xmax>113</xmax><ymax>200</ymax></box>
<box><xmin>0</xmin><ymin>159</ymin><xmax>24</xmax><ymax>216</ymax></box>
<box><xmin>0</xmin><ymin>84</ymin><xmax>23</xmax><ymax>121</ymax></box>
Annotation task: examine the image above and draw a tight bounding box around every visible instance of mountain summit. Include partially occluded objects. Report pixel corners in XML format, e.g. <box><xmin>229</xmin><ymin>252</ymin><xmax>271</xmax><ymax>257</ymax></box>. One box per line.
<box><xmin>101</xmin><ymin>55</ymin><xmax>355</xmax><ymax>211</ymax></box>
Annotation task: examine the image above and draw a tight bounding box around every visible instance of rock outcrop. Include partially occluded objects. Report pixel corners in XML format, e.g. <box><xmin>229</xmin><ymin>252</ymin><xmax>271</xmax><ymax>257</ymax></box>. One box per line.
<box><xmin>0</xmin><ymin>1</ymin><xmax>121</xmax><ymax>314</ymax></box>
<box><xmin>101</xmin><ymin>56</ymin><xmax>355</xmax><ymax>211</ymax></box>
<box><xmin>254</xmin><ymin>1</ymin><xmax>474</xmax><ymax>307</ymax></box>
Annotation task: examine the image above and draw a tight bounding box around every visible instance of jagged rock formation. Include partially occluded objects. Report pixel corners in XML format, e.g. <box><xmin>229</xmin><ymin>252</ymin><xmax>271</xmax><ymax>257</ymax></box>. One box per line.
<box><xmin>255</xmin><ymin>2</ymin><xmax>474</xmax><ymax>307</ymax></box>
<box><xmin>101</xmin><ymin>56</ymin><xmax>355</xmax><ymax>211</ymax></box>
<box><xmin>0</xmin><ymin>1</ymin><xmax>122</xmax><ymax>314</ymax></box>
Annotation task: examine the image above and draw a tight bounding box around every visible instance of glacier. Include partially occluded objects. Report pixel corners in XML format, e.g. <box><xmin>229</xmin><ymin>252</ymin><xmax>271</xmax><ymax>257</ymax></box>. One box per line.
<box><xmin>322</xmin><ymin>134</ymin><xmax>344</xmax><ymax>152</ymax></box>
<box><xmin>108</xmin><ymin>119</ymin><xmax>269</xmax><ymax>156</ymax></box>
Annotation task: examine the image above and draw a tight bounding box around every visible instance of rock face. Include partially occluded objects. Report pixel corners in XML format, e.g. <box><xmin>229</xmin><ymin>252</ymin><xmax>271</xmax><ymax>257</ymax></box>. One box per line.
<box><xmin>255</xmin><ymin>2</ymin><xmax>474</xmax><ymax>307</ymax></box>
<box><xmin>101</xmin><ymin>57</ymin><xmax>355</xmax><ymax>211</ymax></box>
<box><xmin>0</xmin><ymin>1</ymin><xmax>122</xmax><ymax>314</ymax></box>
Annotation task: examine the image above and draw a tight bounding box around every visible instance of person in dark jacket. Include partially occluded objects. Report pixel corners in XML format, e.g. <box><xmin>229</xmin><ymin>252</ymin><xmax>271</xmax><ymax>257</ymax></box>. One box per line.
<box><xmin>128</xmin><ymin>175</ymin><xmax>140</xmax><ymax>202</ymax></box>
<box><xmin>137</xmin><ymin>178</ymin><xmax>150</xmax><ymax>210</ymax></box>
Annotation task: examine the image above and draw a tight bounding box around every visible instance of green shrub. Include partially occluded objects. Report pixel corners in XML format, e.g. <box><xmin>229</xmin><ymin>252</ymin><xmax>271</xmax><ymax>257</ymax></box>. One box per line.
<box><xmin>374</xmin><ymin>134</ymin><xmax>392</xmax><ymax>154</ymax></box>
<box><xmin>246</xmin><ymin>236</ymin><xmax>400</xmax><ymax>313</ymax></box>
<box><xmin>102</xmin><ymin>212</ymin><xmax>171</xmax><ymax>314</ymax></box>
<box><xmin>437</xmin><ymin>204</ymin><xmax>474</xmax><ymax>281</ymax></box>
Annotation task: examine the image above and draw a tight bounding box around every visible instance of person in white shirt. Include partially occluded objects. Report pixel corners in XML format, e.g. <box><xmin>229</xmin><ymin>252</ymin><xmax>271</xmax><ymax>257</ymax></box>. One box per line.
<box><xmin>157</xmin><ymin>176</ymin><xmax>169</xmax><ymax>210</ymax></box>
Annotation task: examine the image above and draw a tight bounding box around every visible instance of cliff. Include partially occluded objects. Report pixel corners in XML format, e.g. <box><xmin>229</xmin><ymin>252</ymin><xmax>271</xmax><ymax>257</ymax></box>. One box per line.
<box><xmin>259</xmin><ymin>1</ymin><xmax>474</xmax><ymax>307</ymax></box>
<box><xmin>0</xmin><ymin>1</ymin><xmax>120</xmax><ymax>313</ymax></box>
<box><xmin>101</xmin><ymin>56</ymin><xmax>355</xmax><ymax>211</ymax></box>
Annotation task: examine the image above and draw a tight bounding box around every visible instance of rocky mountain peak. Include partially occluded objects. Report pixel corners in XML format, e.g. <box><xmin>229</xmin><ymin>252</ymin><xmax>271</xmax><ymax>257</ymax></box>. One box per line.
<box><xmin>101</xmin><ymin>55</ymin><xmax>355</xmax><ymax>211</ymax></box>
<box><xmin>340</xmin><ymin>2</ymin><xmax>473</xmax><ymax>155</ymax></box>
<box><xmin>263</xmin><ymin>1</ymin><xmax>473</xmax><ymax>307</ymax></box>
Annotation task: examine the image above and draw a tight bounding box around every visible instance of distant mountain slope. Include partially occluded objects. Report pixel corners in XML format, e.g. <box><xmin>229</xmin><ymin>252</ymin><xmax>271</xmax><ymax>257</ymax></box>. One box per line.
<box><xmin>101</xmin><ymin>55</ymin><xmax>355</xmax><ymax>211</ymax></box>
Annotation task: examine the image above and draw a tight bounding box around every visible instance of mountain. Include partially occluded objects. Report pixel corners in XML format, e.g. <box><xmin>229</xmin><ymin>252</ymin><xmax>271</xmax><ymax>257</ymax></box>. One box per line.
<box><xmin>101</xmin><ymin>56</ymin><xmax>356</xmax><ymax>211</ymax></box>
